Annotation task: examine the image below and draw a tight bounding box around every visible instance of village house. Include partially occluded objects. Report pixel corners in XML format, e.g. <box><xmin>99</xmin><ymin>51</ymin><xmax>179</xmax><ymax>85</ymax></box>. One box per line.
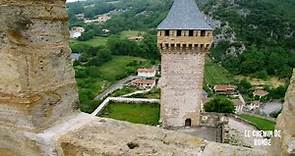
<box><xmin>70</xmin><ymin>53</ymin><xmax>81</xmax><ymax>62</ymax></box>
<box><xmin>253</xmin><ymin>89</ymin><xmax>269</xmax><ymax>98</ymax></box>
<box><xmin>102</xmin><ymin>29</ymin><xmax>111</xmax><ymax>33</ymax></box>
<box><xmin>130</xmin><ymin>79</ymin><xmax>156</xmax><ymax>89</ymax></box>
<box><xmin>75</xmin><ymin>13</ymin><xmax>85</xmax><ymax>20</ymax></box>
<box><xmin>137</xmin><ymin>68</ymin><xmax>156</xmax><ymax>78</ymax></box>
<box><xmin>70</xmin><ymin>27</ymin><xmax>85</xmax><ymax>39</ymax></box>
<box><xmin>214</xmin><ymin>85</ymin><xmax>238</xmax><ymax>95</ymax></box>
<box><xmin>84</xmin><ymin>14</ymin><xmax>111</xmax><ymax>23</ymax></box>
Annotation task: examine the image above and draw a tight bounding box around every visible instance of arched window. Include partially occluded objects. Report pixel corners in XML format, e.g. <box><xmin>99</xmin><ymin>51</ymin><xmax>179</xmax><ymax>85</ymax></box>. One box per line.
<box><xmin>185</xmin><ymin>118</ymin><xmax>192</xmax><ymax>127</ymax></box>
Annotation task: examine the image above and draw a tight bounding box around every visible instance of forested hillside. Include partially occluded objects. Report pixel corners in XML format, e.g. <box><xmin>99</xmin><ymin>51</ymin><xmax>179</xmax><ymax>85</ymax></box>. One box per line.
<box><xmin>202</xmin><ymin>0</ymin><xmax>295</xmax><ymax>79</ymax></box>
<box><xmin>66</xmin><ymin>0</ymin><xmax>295</xmax><ymax>112</ymax></box>
<box><xmin>67</xmin><ymin>0</ymin><xmax>295</xmax><ymax>79</ymax></box>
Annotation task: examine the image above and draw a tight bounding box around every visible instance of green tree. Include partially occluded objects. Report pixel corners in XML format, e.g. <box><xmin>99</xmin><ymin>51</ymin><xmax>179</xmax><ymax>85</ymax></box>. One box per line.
<box><xmin>238</xmin><ymin>79</ymin><xmax>252</xmax><ymax>95</ymax></box>
<box><xmin>269</xmin><ymin>85</ymin><xmax>288</xmax><ymax>99</ymax></box>
<box><xmin>204</xmin><ymin>97</ymin><xmax>235</xmax><ymax>113</ymax></box>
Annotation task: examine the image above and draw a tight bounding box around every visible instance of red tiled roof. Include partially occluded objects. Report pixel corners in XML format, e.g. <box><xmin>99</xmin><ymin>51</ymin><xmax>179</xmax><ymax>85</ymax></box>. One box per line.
<box><xmin>253</xmin><ymin>90</ymin><xmax>269</xmax><ymax>97</ymax></box>
<box><xmin>131</xmin><ymin>79</ymin><xmax>155</xmax><ymax>85</ymax></box>
<box><xmin>214</xmin><ymin>85</ymin><xmax>237</xmax><ymax>92</ymax></box>
<box><xmin>137</xmin><ymin>68</ymin><xmax>155</xmax><ymax>73</ymax></box>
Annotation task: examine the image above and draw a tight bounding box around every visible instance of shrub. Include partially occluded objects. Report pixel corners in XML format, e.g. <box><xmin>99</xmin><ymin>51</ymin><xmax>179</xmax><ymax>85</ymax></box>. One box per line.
<box><xmin>204</xmin><ymin>97</ymin><xmax>235</xmax><ymax>113</ymax></box>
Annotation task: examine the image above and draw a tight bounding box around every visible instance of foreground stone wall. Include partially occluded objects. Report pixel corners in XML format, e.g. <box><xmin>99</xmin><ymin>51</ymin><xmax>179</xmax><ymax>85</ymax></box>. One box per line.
<box><xmin>160</xmin><ymin>52</ymin><xmax>205</xmax><ymax>127</ymax></box>
<box><xmin>0</xmin><ymin>0</ymin><xmax>78</xmax><ymax>131</ymax></box>
<box><xmin>57</xmin><ymin>115</ymin><xmax>267</xmax><ymax>156</ymax></box>
<box><xmin>271</xmin><ymin>70</ymin><xmax>295</xmax><ymax>156</ymax></box>
<box><xmin>58</xmin><ymin>116</ymin><xmax>206</xmax><ymax>156</ymax></box>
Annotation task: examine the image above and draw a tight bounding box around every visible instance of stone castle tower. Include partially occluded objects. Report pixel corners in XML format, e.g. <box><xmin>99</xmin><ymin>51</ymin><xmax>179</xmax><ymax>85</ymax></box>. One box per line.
<box><xmin>158</xmin><ymin>0</ymin><xmax>213</xmax><ymax>128</ymax></box>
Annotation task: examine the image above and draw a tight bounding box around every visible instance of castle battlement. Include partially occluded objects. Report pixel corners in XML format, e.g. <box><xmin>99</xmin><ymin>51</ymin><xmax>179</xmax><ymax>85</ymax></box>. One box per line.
<box><xmin>157</xmin><ymin>30</ymin><xmax>213</xmax><ymax>52</ymax></box>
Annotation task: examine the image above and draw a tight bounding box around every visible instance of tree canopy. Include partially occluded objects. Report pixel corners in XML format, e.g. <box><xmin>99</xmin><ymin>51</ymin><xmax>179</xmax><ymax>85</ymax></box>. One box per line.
<box><xmin>204</xmin><ymin>97</ymin><xmax>235</xmax><ymax>113</ymax></box>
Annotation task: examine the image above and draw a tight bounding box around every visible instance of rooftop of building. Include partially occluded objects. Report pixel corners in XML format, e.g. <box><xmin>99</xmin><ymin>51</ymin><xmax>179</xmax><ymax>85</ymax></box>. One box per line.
<box><xmin>214</xmin><ymin>85</ymin><xmax>237</xmax><ymax>92</ymax></box>
<box><xmin>137</xmin><ymin>68</ymin><xmax>156</xmax><ymax>73</ymax></box>
<box><xmin>131</xmin><ymin>79</ymin><xmax>156</xmax><ymax>85</ymax></box>
<box><xmin>253</xmin><ymin>89</ymin><xmax>269</xmax><ymax>97</ymax></box>
<box><xmin>157</xmin><ymin>0</ymin><xmax>213</xmax><ymax>30</ymax></box>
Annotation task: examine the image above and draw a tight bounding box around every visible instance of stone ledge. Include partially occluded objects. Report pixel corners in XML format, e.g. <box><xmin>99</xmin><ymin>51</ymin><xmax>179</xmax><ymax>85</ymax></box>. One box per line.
<box><xmin>56</xmin><ymin>114</ymin><xmax>266</xmax><ymax>156</ymax></box>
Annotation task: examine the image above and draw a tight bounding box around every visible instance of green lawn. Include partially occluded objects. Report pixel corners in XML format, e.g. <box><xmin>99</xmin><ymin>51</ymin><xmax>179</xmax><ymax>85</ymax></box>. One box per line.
<box><xmin>204</xmin><ymin>57</ymin><xmax>235</xmax><ymax>86</ymax></box>
<box><xmin>70</xmin><ymin>31</ymin><xmax>143</xmax><ymax>48</ymax></box>
<box><xmin>111</xmin><ymin>86</ymin><xmax>139</xmax><ymax>97</ymax></box>
<box><xmin>100</xmin><ymin>102</ymin><xmax>160</xmax><ymax>125</ymax></box>
<box><xmin>120</xmin><ymin>30</ymin><xmax>143</xmax><ymax>38</ymax></box>
<box><xmin>98</xmin><ymin>55</ymin><xmax>152</xmax><ymax>82</ymax></box>
<box><xmin>240</xmin><ymin>114</ymin><xmax>276</xmax><ymax>131</ymax></box>
<box><xmin>144</xmin><ymin>88</ymin><xmax>161</xmax><ymax>99</ymax></box>
<box><xmin>75</xmin><ymin>55</ymin><xmax>152</xmax><ymax>113</ymax></box>
<box><xmin>70</xmin><ymin>36</ymin><xmax>108</xmax><ymax>47</ymax></box>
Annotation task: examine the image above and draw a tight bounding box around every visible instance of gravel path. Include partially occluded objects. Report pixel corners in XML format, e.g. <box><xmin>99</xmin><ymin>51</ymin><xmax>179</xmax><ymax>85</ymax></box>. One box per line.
<box><xmin>94</xmin><ymin>75</ymin><xmax>138</xmax><ymax>100</ymax></box>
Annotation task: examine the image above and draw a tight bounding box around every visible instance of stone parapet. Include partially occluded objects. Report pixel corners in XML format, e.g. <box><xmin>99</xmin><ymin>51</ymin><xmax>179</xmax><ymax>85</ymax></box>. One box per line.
<box><xmin>0</xmin><ymin>0</ymin><xmax>78</xmax><ymax>131</ymax></box>
<box><xmin>271</xmin><ymin>69</ymin><xmax>295</xmax><ymax>156</ymax></box>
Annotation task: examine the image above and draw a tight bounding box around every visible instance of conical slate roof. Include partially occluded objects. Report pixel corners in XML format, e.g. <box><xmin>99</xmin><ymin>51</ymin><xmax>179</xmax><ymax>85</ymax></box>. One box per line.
<box><xmin>158</xmin><ymin>0</ymin><xmax>212</xmax><ymax>30</ymax></box>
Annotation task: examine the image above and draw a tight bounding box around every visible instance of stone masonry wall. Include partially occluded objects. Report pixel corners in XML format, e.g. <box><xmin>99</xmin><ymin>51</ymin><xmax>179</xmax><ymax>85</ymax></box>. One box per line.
<box><xmin>160</xmin><ymin>52</ymin><xmax>206</xmax><ymax>127</ymax></box>
<box><xmin>0</xmin><ymin>0</ymin><xmax>79</xmax><ymax>132</ymax></box>
<box><xmin>271</xmin><ymin>69</ymin><xmax>295</xmax><ymax>156</ymax></box>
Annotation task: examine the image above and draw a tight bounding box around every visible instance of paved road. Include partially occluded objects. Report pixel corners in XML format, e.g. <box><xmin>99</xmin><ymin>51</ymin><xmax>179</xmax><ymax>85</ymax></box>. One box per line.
<box><xmin>259</xmin><ymin>101</ymin><xmax>283</xmax><ymax>115</ymax></box>
<box><xmin>238</xmin><ymin>94</ymin><xmax>246</xmax><ymax>105</ymax></box>
<box><xmin>94</xmin><ymin>75</ymin><xmax>138</xmax><ymax>100</ymax></box>
<box><xmin>121</xmin><ymin>88</ymin><xmax>152</xmax><ymax>97</ymax></box>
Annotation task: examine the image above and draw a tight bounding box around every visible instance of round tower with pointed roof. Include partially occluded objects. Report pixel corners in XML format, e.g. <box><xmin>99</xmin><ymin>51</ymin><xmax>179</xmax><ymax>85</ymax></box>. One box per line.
<box><xmin>158</xmin><ymin>0</ymin><xmax>213</xmax><ymax>128</ymax></box>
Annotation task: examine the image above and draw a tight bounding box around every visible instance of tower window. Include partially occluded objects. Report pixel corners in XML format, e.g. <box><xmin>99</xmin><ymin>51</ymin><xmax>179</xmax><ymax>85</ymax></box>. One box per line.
<box><xmin>177</xmin><ymin>30</ymin><xmax>182</xmax><ymax>36</ymax></box>
<box><xmin>183</xmin><ymin>44</ymin><xmax>187</xmax><ymax>48</ymax></box>
<box><xmin>171</xmin><ymin>44</ymin><xmax>175</xmax><ymax>48</ymax></box>
<box><xmin>200</xmin><ymin>44</ymin><xmax>204</xmax><ymax>48</ymax></box>
<box><xmin>189</xmin><ymin>30</ymin><xmax>194</xmax><ymax>36</ymax></box>
<box><xmin>194</xmin><ymin>44</ymin><xmax>199</xmax><ymax>48</ymax></box>
<box><xmin>188</xmin><ymin>44</ymin><xmax>193</xmax><ymax>48</ymax></box>
<box><xmin>176</xmin><ymin>43</ymin><xmax>181</xmax><ymax>48</ymax></box>
<box><xmin>159</xmin><ymin>31</ymin><xmax>162</xmax><ymax>36</ymax></box>
<box><xmin>201</xmin><ymin>30</ymin><xmax>206</xmax><ymax>36</ymax></box>
<box><xmin>165</xmin><ymin>30</ymin><xmax>170</xmax><ymax>36</ymax></box>
<box><xmin>165</xmin><ymin>43</ymin><xmax>169</xmax><ymax>48</ymax></box>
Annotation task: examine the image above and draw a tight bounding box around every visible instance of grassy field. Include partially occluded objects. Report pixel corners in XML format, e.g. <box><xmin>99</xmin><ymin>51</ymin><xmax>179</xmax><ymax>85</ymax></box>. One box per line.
<box><xmin>100</xmin><ymin>102</ymin><xmax>160</xmax><ymax>125</ymax></box>
<box><xmin>204</xmin><ymin>57</ymin><xmax>235</xmax><ymax>86</ymax></box>
<box><xmin>240</xmin><ymin>114</ymin><xmax>276</xmax><ymax>131</ymax></box>
<box><xmin>75</xmin><ymin>55</ymin><xmax>152</xmax><ymax>113</ymax></box>
<box><xmin>98</xmin><ymin>55</ymin><xmax>152</xmax><ymax>82</ymax></box>
<box><xmin>235</xmin><ymin>75</ymin><xmax>287</xmax><ymax>88</ymax></box>
<box><xmin>70</xmin><ymin>36</ymin><xmax>108</xmax><ymax>47</ymax></box>
<box><xmin>111</xmin><ymin>86</ymin><xmax>139</xmax><ymax>97</ymax></box>
<box><xmin>120</xmin><ymin>30</ymin><xmax>143</xmax><ymax>38</ymax></box>
<box><xmin>144</xmin><ymin>88</ymin><xmax>161</xmax><ymax>99</ymax></box>
<box><xmin>70</xmin><ymin>31</ymin><xmax>143</xmax><ymax>48</ymax></box>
